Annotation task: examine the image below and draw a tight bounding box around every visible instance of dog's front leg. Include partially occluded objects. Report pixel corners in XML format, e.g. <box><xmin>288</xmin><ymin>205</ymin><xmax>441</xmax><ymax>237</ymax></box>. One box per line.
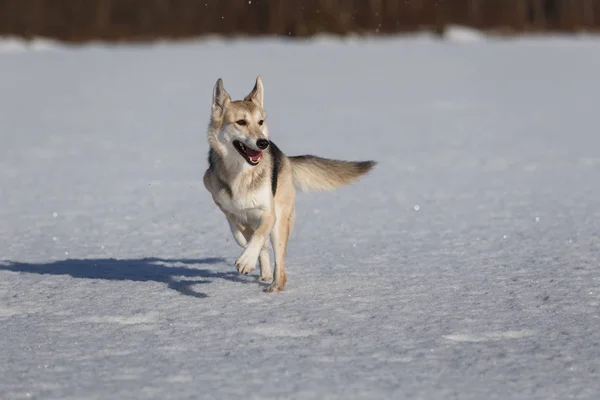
<box><xmin>235</xmin><ymin>210</ymin><xmax>275</xmax><ymax>275</ymax></box>
<box><xmin>228</xmin><ymin>216</ymin><xmax>272</xmax><ymax>280</ymax></box>
<box><xmin>227</xmin><ymin>217</ymin><xmax>249</xmax><ymax>248</ymax></box>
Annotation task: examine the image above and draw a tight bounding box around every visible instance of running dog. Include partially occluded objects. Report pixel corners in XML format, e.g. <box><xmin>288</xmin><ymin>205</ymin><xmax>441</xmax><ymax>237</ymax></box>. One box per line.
<box><xmin>203</xmin><ymin>76</ymin><xmax>375</xmax><ymax>292</ymax></box>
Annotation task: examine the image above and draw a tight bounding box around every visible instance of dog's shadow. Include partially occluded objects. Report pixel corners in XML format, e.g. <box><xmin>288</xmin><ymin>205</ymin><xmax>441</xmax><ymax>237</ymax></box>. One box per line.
<box><xmin>0</xmin><ymin>257</ymin><xmax>254</xmax><ymax>298</ymax></box>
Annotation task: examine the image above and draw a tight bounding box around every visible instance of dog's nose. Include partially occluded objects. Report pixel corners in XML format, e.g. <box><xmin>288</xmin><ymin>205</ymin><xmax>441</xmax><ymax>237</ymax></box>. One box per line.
<box><xmin>256</xmin><ymin>139</ymin><xmax>269</xmax><ymax>150</ymax></box>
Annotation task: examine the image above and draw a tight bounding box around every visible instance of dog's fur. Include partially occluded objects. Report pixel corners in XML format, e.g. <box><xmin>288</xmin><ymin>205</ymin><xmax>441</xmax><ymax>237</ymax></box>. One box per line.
<box><xmin>203</xmin><ymin>76</ymin><xmax>376</xmax><ymax>292</ymax></box>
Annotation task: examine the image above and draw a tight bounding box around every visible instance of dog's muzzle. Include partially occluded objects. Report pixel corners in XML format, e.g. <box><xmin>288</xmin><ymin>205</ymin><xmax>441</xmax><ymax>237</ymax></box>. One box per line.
<box><xmin>256</xmin><ymin>139</ymin><xmax>269</xmax><ymax>150</ymax></box>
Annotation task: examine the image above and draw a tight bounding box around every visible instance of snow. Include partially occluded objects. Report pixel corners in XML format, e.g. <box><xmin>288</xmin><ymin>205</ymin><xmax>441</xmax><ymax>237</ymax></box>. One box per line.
<box><xmin>1</xmin><ymin>34</ymin><xmax>600</xmax><ymax>399</ymax></box>
<box><xmin>443</xmin><ymin>25</ymin><xmax>487</xmax><ymax>42</ymax></box>
<box><xmin>0</xmin><ymin>37</ymin><xmax>61</xmax><ymax>53</ymax></box>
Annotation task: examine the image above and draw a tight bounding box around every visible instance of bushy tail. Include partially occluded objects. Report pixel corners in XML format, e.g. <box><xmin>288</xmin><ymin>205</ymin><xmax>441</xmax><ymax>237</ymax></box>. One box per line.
<box><xmin>289</xmin><ymin>155</ymin><xmax>376</xmax><ymax>192</ymax></box>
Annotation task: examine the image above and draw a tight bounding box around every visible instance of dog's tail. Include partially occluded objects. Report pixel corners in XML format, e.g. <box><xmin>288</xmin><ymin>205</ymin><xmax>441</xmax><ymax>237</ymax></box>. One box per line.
<box><xmin>288</xmin><ymin>155</ymin><xmax>376</xmax><ymax>192</ymax></box>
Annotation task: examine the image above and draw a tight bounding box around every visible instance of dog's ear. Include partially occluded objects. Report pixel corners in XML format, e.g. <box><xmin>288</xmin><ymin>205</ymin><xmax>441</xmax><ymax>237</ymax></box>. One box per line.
<box><xmin>212</xmin><ymin>78</ymin><xmax>230</xmax><ymax>114</ymax></box>
<box><xmin>244</xmin><ymin>75</ymin><xmax>264</xmax><ymax>108</ymax></box>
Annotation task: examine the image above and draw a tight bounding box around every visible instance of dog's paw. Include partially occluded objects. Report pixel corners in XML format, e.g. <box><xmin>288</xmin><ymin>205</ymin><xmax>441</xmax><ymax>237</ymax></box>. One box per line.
<box><xmin>264</xmin><ymin>283</ymin><xmax>284</xmax><ymax>293</ymax></box>
<box><xmin>235</xmin><ymin>250</ymin><xmax>259</xmax><ymax>275</ymax></box>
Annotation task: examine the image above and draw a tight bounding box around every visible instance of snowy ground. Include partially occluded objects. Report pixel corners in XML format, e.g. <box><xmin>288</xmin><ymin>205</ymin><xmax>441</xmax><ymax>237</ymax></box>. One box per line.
<box><xmin>1</xmin><ymin>33</ymin><xmax>600</xmax><ymax>399</ymax></box>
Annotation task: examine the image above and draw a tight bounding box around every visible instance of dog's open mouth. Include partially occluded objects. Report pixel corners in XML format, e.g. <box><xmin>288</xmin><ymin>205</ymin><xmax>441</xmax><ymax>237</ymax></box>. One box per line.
<box><xmin>233</xmin><ymin>140</ymin><xmax>263</xmax><ymax>165</ymax></box>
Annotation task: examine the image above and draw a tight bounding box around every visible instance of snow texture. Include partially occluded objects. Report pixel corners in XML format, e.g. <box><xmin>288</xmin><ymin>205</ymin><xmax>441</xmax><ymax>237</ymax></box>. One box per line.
<box><xmin>0</xmin><ymin>37</ymin><xmax>60</xmax><ymax>54</ymax></box>
<box><xmin>1</xmin><ymin>34</ymin><xmax>600</xmax><ymax>399</ymax></box>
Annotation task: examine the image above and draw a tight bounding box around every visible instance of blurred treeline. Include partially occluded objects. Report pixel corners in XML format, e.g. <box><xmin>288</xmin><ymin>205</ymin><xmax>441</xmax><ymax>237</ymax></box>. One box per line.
<box><xmin>0</xmin><ymin>0</ymin><xmax>598</xmax><ymax>42</ymax></box>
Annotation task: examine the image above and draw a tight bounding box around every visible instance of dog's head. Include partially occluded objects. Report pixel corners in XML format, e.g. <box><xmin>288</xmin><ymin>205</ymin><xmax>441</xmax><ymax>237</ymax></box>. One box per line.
<box><xmin>210</xmin><ymin>76</ymin><xmax>269</xmax><ymax>166</ymax></box>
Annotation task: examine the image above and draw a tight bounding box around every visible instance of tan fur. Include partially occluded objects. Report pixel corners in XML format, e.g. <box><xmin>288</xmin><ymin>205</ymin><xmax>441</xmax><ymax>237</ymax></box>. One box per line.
<box><xmin>289</xmin><ymin>156</ymin><xmax>376</xmax><ymax>192</ymax></box>
<box><xmin>203</xmin><ymin>76</ymin><xmax>376</xmax><ymax>292</ymax></box>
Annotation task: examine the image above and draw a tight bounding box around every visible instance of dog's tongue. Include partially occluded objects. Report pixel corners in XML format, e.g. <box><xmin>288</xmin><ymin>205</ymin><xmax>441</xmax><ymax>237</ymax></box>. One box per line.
<box><xmin>246</xmin><ymin>147</ymin><xmax>262</xmax><ymax>162</ymax></box>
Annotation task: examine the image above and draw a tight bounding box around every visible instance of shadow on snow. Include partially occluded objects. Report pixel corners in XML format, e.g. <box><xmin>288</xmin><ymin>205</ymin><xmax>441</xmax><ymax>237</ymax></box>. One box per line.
<box><xmin>0</xmin><ymin>257</ymin><xmax>257</xmax><ymax>298</ymax></box>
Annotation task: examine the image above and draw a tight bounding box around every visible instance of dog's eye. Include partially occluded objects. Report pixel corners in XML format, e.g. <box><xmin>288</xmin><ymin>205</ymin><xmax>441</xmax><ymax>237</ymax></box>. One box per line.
<box><xmin>236</xmin><ymin>120</ymin><xmax>247</xmax><ymax>126</ymax></box>
<box><xmin>258</xmin><ymin>120</ymin><xmax>264</xmax><ymax>126</ymax></box>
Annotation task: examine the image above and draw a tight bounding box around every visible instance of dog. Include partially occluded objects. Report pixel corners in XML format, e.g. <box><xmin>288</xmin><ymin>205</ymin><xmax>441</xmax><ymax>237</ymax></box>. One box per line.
<box><xmin>203</xmin><ymin>76</ymin><xmax>376</xmax><ymax>292</ymax></box>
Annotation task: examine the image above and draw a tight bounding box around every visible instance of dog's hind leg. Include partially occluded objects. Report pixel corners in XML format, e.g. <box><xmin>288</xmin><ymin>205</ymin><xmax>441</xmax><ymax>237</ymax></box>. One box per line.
<box><xmin>265</xmin><ymin>206</ymin><xmax>295</xmax><ymax>292</ymax></box>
